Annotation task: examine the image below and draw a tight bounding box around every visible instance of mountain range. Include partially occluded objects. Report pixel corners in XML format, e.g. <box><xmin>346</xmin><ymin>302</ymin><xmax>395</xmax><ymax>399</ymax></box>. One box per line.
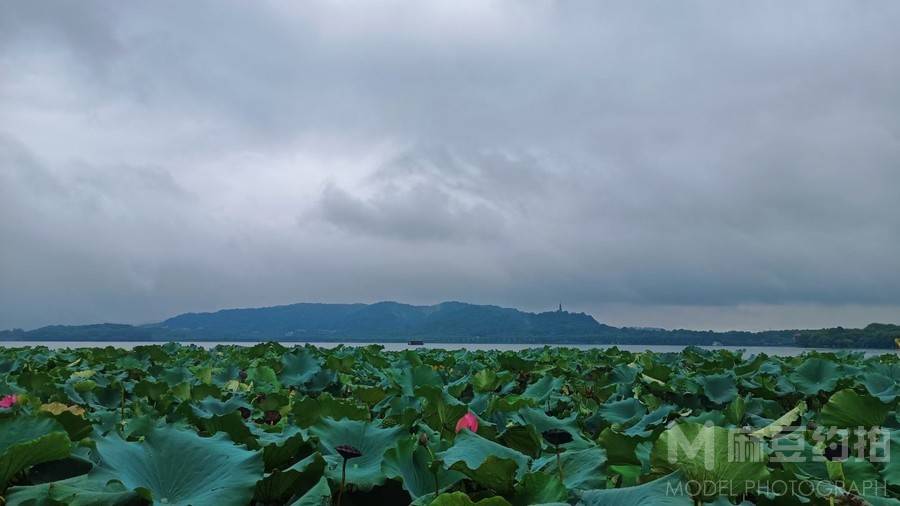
<box><xmin>1</xmin><ymin>301</ymin><xmax>898</xmax><ymax>348</ymax></box>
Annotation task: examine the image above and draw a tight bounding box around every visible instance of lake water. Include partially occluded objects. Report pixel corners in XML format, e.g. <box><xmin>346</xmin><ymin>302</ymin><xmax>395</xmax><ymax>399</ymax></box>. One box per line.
<box><xmin>0</xmin><ymin>341</ymin><xmax>896</xmax><ymax>357</ymax></box>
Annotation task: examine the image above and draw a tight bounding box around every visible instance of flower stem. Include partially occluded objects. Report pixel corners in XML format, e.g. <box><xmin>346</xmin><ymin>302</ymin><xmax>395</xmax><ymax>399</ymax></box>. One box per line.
<box><xmin>337</xmin><ymin>458</ymin><xmax>348</xmax><ymax>506</ymax></box>
<box><xmin>554</xmin><ymin>444</ymin><xmax>564</xmax><ymax>484</ymax></box>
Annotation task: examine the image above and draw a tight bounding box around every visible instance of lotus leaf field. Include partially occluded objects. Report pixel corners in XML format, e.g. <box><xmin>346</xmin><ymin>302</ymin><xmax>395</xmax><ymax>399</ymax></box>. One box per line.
<box><xmin>1</xmin><ymin>343</ymin><xmax>900</xmax><ymax>505</ymax></box>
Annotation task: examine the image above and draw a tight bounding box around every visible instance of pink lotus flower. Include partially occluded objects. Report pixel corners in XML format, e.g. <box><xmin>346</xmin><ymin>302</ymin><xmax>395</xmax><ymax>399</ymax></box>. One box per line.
<box><xmin>455</xmin><ymin>411</ymin><xmax>479</xmax><ymax>433</ymax></box>
<box><xmin>0</xmin><ymin>394</ymin><xmax>18</xmax><ymax>409</ymax></box>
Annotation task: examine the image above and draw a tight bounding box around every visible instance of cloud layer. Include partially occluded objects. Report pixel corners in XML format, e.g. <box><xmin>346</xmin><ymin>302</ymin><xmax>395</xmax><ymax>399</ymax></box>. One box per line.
<box><xmin>2</xmin><ymin>1</ymin><xmax>899</xmax><ymax>330</ymax></box>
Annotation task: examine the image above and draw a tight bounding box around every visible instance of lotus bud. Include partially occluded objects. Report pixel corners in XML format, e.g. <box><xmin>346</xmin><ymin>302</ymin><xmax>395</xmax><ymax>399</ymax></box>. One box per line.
<box><xmin>0</xmin><ymin>394</ymin><xmax>18</xmax><ymax>409</ymax></box>
<box><xmin>455</xmin><ymin>412</ymin><xmax>479</xmax><ymax>433</ymax></box>
<box><xmin>335</xmin><ymin>444</ymin><xmax>363</xmax><ymax>460</ymax></box>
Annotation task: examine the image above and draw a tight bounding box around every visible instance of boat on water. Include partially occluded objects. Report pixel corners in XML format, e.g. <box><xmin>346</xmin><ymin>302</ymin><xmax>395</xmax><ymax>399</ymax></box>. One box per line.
<box><xmin>408</xmin><ymin>340</ymin><xmax>424</xmax><ymax>346</ymax></box>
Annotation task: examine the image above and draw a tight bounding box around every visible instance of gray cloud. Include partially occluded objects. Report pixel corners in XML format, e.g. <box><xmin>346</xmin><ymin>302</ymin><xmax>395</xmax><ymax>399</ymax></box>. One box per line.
<box><xmin>1</xmin><ymin>1</ymin><xmax>899</xmax><ymax>330</ymax></box>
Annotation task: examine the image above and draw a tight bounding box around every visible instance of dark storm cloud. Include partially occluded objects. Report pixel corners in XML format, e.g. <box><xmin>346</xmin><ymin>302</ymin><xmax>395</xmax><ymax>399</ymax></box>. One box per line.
<box><xmin>1</xmin><ymin>1</ymin><xmax>899</xmax><ymax>330</ymax></box>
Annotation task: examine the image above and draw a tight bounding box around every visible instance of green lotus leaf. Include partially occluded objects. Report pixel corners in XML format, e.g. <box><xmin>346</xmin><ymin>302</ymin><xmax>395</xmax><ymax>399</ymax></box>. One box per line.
<box><xmin>789</xmin><ymin>358</ymin><xmax>840</xmax><ymax>395</ymax></box>
<box><xmin>750</xmin><ymin>401</ymin><xmax>805</xmax><ymax>438</ymax></box>
<box><xmin>96</xmin><ymin>424</ymin><xmax>262</xmax><ymax>505</ymax></box>
<box><xmin>651</xmin><ymin>422</ymin><xmax>768</xmax><ymax>500</ymax></box>
<box><xmin>247</xmin><ymin>365</ymin><xmax>280</xmax><ymax>393</ymax></box>
<box><xmin>437</xmin><ymin>430</ymin><xmax>529</xmax><ymax>494</ymax></box>
<box><xmin>382</xmin><ymin>435</ymin><xmax>464</xmax><ymax>499</ymax></box>
<box><xmin>499</xmin><ymin>424</ymin><xmax>543</xmax><ymax>458</ymax></box>
<box><xmin>310</xmin><ymin>417</ymin><xmax>404</xmax><ymax>491</ymax></box>
<box><xmin>837</xmin><ymin>457</ymin><xmax>881</xmax><ymax>496</ymax></box>
<box><xmin>472</xmin><ymin>369</ymin><xmax>500</xmax><ymax>392</ymax></box>
<box><xmin>597</xmin><ymin>428</ymin><xmax>643</xmax><ymax>466</ymax></box>
<box><xmin>393</xmin><ymin>365</ymin><xmax>444</xmax><ymax>397</ymax></box>
<box><xmin>255</xmin><ymin>452</ymin><xmax>326</xmax><ymax>503</ymax></box>
<box><xmin>288</xmin><ymin>475</ymin><xmax>331</xmax><ymax>506</ymax></box>
<box><xmin>820</xmin><ymin>389</ymin><xmax>889</xmax><ymax>428</ymax></box>
<box><xmin>292</xmin><ymin>393</ymin><xmax>370</xmax><ymax>427</ymax></box>
<box><xmin>160</xmin><ymin>366</ymin><xmax>191</xmax><ymax>386</ymax></box>
<box><xmin>595</xmin><ymin>397</ymin><xmax>646</xmax><ymax>426</ymax></box>
<box><xmin>878</xmin><ymin>429</ymin><xmax>900</xmax><ymax>486</ymax></box>
<box><xmin>532</xmin><ymin>447</ymin><xmax>607</xmax><ymax>490</ymax></box>
<box><xmin>863</xmin><ymin>373</ymin><xmax>900</xmax><ymax>403</ymax></box>
<box><xmin>695</xmin><ymin>373</ymin><xmax>738</xmax><ymax>404</ymax></box>
<box><xmin>622</xmin><ymin>404</ymin><xmax>676</xmax><ymax>438</ymax></box>
<box><xmin>577</xmin><ymin>472</ymin><xmax>692</xmax><ymax>506</ymax></box>
<box><xmin>42</xmin><ymin>410</ymin><xmax>93</xmax><ymax>442</ymax></box>
<box><xmin>279</xmin><ymin>349</ymin><xmax>323</xmax><ymax>388</ymax></box>
<box><xmin>252</xmin><ymin>425</ymin><xmax>313</xmax><ymax>471</ymax></box>
<box><xmin>429</xmin><ymin>491</ymin><xmax>512</xmax><ymax>506</ymax></box>
<box><xmin>6</xmin><ymin>471</ymin><xmax>146</xmax><ymax>506</ymax></box>
<box><xmin>724</xmin><ymin>396</ymin><xmax>746</xmax><ymax>426</ymax></box>
<box><xmin>0</xmin><ymin>416</ymin><xmax>72</xmax><ymax>491</ymax></box>
<box><xmin>416</xmin><ymin>384</ymin><xmax>469</xmax><ymax>437</ymax></box>
<box><xmin>510</xmin><ymin>472</ymin><xmax>567</xmax><ymax>506</ymax></box>
<box><xmin>517</xmin><ymin>407</ymin><xmax>591</xmax><ymax>449</ymax></box>
<box><xmin>522</xmin><ymin>375</ymin><xmax>564</xmax><ymax>405</ymax></box>
<box><xmin>123</xmin><ymin>414</ymin><xmax>156</xmax><ymax>440</ymax></box>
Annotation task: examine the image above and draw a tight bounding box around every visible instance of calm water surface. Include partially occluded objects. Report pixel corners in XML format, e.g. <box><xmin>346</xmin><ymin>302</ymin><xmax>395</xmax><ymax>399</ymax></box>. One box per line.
<box><xmin>0</xmin><ymin>341</ymin><xmax>896</xmax><ymax>357</ymax></box>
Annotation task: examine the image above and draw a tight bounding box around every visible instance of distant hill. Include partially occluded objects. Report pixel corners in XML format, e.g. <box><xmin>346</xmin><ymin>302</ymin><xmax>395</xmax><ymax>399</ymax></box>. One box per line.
<box><xmin>156</xmin><ymin>301</ymin><xmax>609</xmax><ymax>341</ymax></box>
<box><xmin>1</xmin><ymin>301</ymin><xmax>898</xmax><ymax>348</ymax></box>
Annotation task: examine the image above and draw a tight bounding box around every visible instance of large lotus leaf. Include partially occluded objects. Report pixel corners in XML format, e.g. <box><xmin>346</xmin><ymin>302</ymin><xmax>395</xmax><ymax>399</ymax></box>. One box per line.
<box><xmin>156</xmin><ymin>366</ymin><xmax>187</xmax><ymax>386</ymax></box>
<box><xmin>789</xmin><ymin>358</ymin><xmax>840</xmax><ymax>395</ymax></box>
<box><xmin>43</xmin><ymin>410</ymin><xmax>93</xmax><ymax>442</ymax></box>
<box><xmin>597</xmin><ymin>428</ymin><xmax>643</xmax><ymax>466</ymax></box>
<box><xmin>516</xmin><ymin>407</ymin><xmax>592</xmax><ymax>449</ymax></box>
<box><xmin>610</xmin><ymin>364</ymin><xmax>639</xmax><ymax>385</ymax></box>
<box><xmin>878</xmin><ymin>427</ymin><xmax>900</xmax><ymax>485</ymax></box>
<box><xmin>94</xmin><ymin>424</ymin><xmax>262</xmax><ymax>505</ymax></box>
<box><xmin>521</xmin><ymin>375</ymin><xmax>564</xmax><ymax>405</ymax></box>
<box><xmin>438</xmin><ymin>430</ymin><xmax>529</xmax><ymax>494</ymax></box>
<box><xmin>382</xmin><ymin>436</ymin><xmax>464</xmax><ymax>499</ymax></box>
<box><xmin>310</xmin><ymin>417</ymin><xmax>404</xmax><ymax>491</ymax></box>
<box><xmin>288</xmin><ymin>476</ymin><xmax>331</xmax><ymax>506</ymax></box>
<box><xmin>622</xmin><ymin>404</ymin><xmax>676</xmax><ymax>438</ymax></box>
<box><xmin>6</xmin><ymin>470</ymin><xmax>145</xmax><ymax>506</ymax></box>
<box><xmin>510</xmin><ymin>472</ymin><xmax>567</xmax><ymax>506</ymax></box>
<box><xmin>775</xmin><ymin>435</ymin><xmax>828</xmax><ymax>482</ymax></box>
<box><xmin>429</xmin><ymin>491</ymin><xmax>512</xmax><ymax>506</ymax></box>
<box><xmin>392</xmin><ymin>365</ymin><xmax>444</xmax><ymax>397</ymax></box>
<box><xmin>577</xmin><ymin>472</ymin><xmax>692</xmax><ymax>506</ymax></box>
<box><xmin>819</xmin><ymin>389</ymin><xmax>889</xmax><ymax>428</ymax></box>
<box><xmin>870</xmin><ymin>362</ymin><xmax>900</xmax><ymax>380</ymax></box>
<box><xmin>279</xmin><ymin>349</ymin><xmax>323</xmax><ymax>387</ymax></box>
<box><xmin>247</xmin><ymin>365</ymin><xmax>280</xmax><ymax>393</ymax></box>
<box><xmin>252</xmin><ymin>425</ymin><xmax>313</xmax><ymax>471</ymax></box>
<box><xmin>750</xmin><ymin>401</ymin><xmax>806</xmax><ymax>438</ymax></box>
<box><xmin>292</xmin><ymin>393</ymin><xmax>370</xmax><ymax>427</ymax></box>
<box><xmin>499</xmin><ymin>424</ymin><xmax>543</xmax><ymax>458</ymax></box>
<box><xmin>472</xmin><ymin>369</ymin><xmax>500</xmax><ymax>392</ymax></box>
<box><xmin>863</xmin><ymin>373</ymin><xmax>900</xmax><ymax>403</ymax></box>
<box><xmin>0</xmin><ymin>416</ymin><xmax>72</xmax><ymax>490</ymax></box>
<box><xmin>837</xmin><ymin>457</ymin><xmax>882</xmax><ymax>495</ymax></box>
<box><xmin>416</xmin><ymin>384</ymin><xmax>470</xmax><ymax>437</ymax></box>
<box><xmin>190</xmin><ymin>395</ymin><xmax>255</xmax><ymax>447</ymax></box>
<box><xmin>594</xmin><ymin>397</ymin><xmax>646</xmax><ymax>426</ymax></box>
<box><xmin>532</xmin><ymin>447</ymin><xmax>607</xmax><ymax>490</ymax></box>
<box><xmin>651</xmin><ymin>422</ymin><xmax>768</xmax><ymax>499</ymax></box>
<box><xmin>255</xmin><ymin>452</ymin><xmax>326</xmax><ymax>503</ymax></box>
<box><xmin>497</xmin><ymin>352</ymin><xmax>535</xmax><ymax>373</ymax></box>
<box><xmin>695</xmin><ymin>373</ymin><xmax>738</xmax><ymax>404</ymax></box>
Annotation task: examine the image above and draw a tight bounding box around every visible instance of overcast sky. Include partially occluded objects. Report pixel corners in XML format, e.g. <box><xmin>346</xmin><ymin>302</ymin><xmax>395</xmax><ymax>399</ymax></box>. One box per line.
<box><xmin>2</xmin><ymin>1</ymin><xmax>899</xmax><ymax>331</ymax></box>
